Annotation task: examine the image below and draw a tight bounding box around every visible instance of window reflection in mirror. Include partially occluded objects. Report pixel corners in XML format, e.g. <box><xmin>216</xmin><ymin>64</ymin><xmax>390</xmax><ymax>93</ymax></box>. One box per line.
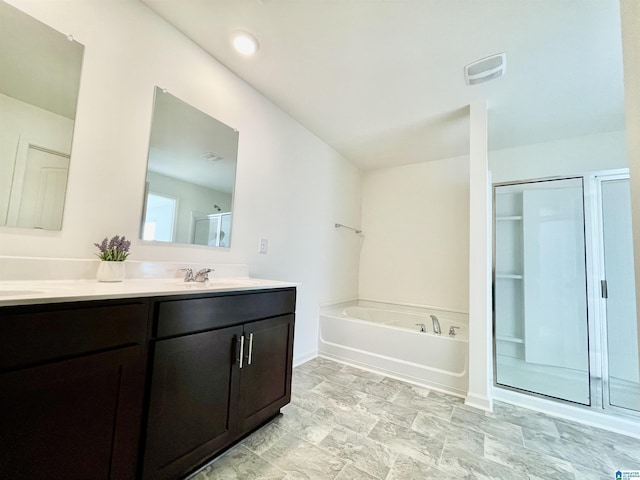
<box><xmin>142</xmin><ymin>192</ymin><xmax>177</xmax><ymax>243</ymax></box>
<box><xmin>141</xmin><ymin>87</ymin><xmax>239</xmax><ymax>248</ymax></box>
<box><xmin>0</xmin><ymin>2</ymin><xmax>84</xmax><ymax>230</ymax></box>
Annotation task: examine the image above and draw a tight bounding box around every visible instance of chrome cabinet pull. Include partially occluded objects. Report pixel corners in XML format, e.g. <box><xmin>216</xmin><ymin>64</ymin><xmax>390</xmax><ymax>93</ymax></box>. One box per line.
<box><xmin>247</xmin><ymin>333</ymin><xmax>254</xmax><ymax>365</ymax></box>
<box><xmin>239</xmin><ymin>335</ymin><xmax>245</xmax><ymax>369</ymax></box>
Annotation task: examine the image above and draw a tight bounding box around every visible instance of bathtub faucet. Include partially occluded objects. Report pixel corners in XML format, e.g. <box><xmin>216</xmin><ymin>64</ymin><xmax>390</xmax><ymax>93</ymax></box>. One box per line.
<box><xmin>415</xmin><ymin>323</ymin><xmax>427</xmax><ymax>333</ymax></box>
<box><xmin>430</xmin><ymin>315</ymin><xmax>441</xmax><ymax>335</ymax></box>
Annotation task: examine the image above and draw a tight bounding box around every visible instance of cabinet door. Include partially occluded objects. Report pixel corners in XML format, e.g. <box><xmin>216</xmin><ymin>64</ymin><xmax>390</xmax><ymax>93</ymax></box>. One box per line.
<box><xmin>143</xmin><ymin>325</ymin><xmax>242</xmax><ymax>480</ymax></box>
<box><xmin>238</xmin><ymin>314</ymin><xmax>295</xmax><ymax>432</ymax></box>
<box><xmin>0</xmin><ymin>346</ymin><xmax>145</xmax><ymax>480</ymax></box>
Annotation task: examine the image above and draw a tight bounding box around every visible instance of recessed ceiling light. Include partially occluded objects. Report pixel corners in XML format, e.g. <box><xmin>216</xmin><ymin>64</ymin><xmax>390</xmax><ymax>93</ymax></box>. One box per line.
<box><xmin>231</xmin><ymin>31</ymin><xmax>259</xmax><ymax>56</ymax></box>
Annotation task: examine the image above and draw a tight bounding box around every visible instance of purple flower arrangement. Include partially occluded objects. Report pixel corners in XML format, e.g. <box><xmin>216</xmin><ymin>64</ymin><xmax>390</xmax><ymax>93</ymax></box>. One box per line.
<box><xmin>94</xmin><ymin>235</ymin><xmax>131</xmax><ymax>262</ymax></box>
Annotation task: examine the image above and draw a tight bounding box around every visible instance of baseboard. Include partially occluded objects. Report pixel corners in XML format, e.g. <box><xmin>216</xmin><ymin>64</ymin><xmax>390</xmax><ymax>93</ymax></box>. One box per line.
<box><xmin>293</xmin><ymin>349</ymin><xmax>318</xmax><ymax>367</ymax></box>
<box><xmin>465</xmin><ymin>392</ymin><xmax>494</xmax><ymax>412</ymax></box>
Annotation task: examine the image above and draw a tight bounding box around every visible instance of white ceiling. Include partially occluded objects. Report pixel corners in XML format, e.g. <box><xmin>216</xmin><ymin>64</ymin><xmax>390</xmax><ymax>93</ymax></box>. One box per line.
<box><xmin>148</xmin><ymin>88</ymin><xmax>239</xmax><ymax>194</ymax></box>
<box><xmin>141</xmin><ymin>0</ymin><xmax>626</xmax><ymax>171</ymax></box>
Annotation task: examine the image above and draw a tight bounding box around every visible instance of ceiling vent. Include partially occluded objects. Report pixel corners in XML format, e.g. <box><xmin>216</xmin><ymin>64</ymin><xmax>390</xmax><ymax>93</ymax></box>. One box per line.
<box><xmin>200</xmin><ymin>151</ymin><xmax>224</xmax><ymax>161</ymax></box>
<box><xmin>464</xmin><ymin>53</ymin><xmax>506</xmax><ymax>85</ymax></box>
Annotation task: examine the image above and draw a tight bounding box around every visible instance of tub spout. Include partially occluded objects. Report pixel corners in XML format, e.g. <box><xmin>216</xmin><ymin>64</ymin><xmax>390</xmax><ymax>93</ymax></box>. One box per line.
<box><xmin>430</xmin><ymin>315</ymin><xmax>441</xmax><ymax>335</ymax></box>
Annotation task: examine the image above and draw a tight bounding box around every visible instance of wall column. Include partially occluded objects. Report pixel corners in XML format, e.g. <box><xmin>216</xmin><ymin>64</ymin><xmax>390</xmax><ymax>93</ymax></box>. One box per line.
<box><xmin>466</xmin><ymin>99</ymin><xmax>493</xmax><ymax>411</ymax></box>
<box><xmin>620</xmin><ymin>0</ymin><xmax>640</xmax><ymax>379</ymax></box>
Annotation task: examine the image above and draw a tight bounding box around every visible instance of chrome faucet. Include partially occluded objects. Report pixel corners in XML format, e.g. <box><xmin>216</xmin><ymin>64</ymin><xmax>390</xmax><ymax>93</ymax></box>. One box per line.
<box><xmin>430</xmin><ymin>315</ymin><xmax>441</xmax><ymax>335</ymax></box>
<box><xmin>180</xmin><ymin>268</ymin><xmax>214</xmax><ymax>282</ymax></box>
<box><xmin>194</xmin><ymin>268</ymin><xmax>213</xmax><ymax>282</ymax></box>
<box><xmin>449</xmin><ymin>326</ymin><xmax>460</xmax><ymax>337</ymax></box>
<box><xmin>415</xmin><ymin>323</ymin><xmax>427</xmax><ymax>333</ymax></box>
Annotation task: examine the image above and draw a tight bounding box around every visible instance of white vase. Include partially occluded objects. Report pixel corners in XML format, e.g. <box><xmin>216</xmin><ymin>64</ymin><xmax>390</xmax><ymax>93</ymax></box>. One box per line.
<box><xmin>96</xmin><ymin>261</ymin><xmax>126</xmax><ymax>282</ymax></box>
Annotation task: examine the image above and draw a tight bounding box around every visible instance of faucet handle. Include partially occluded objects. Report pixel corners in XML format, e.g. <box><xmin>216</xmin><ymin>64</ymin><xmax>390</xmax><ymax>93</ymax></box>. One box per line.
<box><xmin>448</xmin><ymin>326</ymin><xmax>460</xmax><ymax>336</ymax></box>
<box><xmin>415</xmin><ymin>323</ymin><xmax>427</xmax><ymax>333</ymax></box>
<box><xmin>179</xmin><ymin>268</ymin><xmax>194</xmax><ymax>282</ymax></box>
<box><xmin>194</xmin><ymin>268</ymin><xmax>214</xmax><ymax>282</ymax></box>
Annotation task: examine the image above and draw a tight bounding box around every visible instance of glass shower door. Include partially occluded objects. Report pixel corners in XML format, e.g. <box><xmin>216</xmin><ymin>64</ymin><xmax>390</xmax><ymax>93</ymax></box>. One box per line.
<box><xmin>494</xmin><ymin>178</ymin><xmax>591</xmax><ymax>405</ymax></box>
<box><xmin>601</xmin><ymin>178</ymin><xmax>639</xmax><ymax>412</ymax></box>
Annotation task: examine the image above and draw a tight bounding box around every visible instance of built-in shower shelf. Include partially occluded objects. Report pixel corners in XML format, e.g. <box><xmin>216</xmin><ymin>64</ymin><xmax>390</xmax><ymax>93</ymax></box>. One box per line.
<box><xmin>496</xmin><ymin>216</ymin><xmax>522</xmax><ymax>221</ymax></box>
<box><xmin>495</xmin><ymin>274</ymin><xmax>523</xmax><ymax>279</ymax></box>
<box><xmin>496</xmin><ymin>335</ymin><xmax>524</xmax><ymax>344</ymax></box>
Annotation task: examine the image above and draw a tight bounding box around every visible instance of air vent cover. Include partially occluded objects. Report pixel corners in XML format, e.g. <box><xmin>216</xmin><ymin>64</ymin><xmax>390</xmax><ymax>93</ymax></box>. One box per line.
<box><xmin>464</xmin><ymin>53</ymin><xmax>506</xmax><ymax>85</ymax></box>
<box><xmin>200</xmin><ymin>151</ymin><xmax>224</xmax><ymax>161</ymax></box>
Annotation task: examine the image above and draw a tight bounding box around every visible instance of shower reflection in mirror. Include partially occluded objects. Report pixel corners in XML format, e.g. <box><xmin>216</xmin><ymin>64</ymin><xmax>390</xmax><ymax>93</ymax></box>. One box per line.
<box><xmin>0</xmin><ymin>2</ymin><xmax>84</xmax><ymax>230</ymax></box>
<box><xmin>141</xmin><ymin>87</ymin><xmax>239</xmax><ymax>248</ymax></box>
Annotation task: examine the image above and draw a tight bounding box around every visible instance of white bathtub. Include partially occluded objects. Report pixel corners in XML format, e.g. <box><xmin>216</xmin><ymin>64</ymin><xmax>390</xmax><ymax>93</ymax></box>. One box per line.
<box><xmin>319</xmin><ymin>301</ymin><xmax>469</xmax><ymax>396</ymax></box>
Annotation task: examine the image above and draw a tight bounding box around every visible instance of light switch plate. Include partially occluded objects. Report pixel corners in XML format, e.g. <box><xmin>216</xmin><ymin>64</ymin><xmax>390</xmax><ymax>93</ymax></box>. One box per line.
<box><xmin>259</xmin><ymin>237</ymin><xmax>268</xmax><ymax>254</ymax></box>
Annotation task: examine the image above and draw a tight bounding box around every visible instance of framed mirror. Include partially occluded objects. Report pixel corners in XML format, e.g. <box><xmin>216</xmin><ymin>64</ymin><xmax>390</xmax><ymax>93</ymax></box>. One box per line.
<box><xmin>0</xmin><ymin>1</ymin><xmax>84</xmax><ymax>230</ymax></box>
<box><xmin>141</xmin><ymin>87</ymin><xmax>239</xmax><ymax>248</ymax></box>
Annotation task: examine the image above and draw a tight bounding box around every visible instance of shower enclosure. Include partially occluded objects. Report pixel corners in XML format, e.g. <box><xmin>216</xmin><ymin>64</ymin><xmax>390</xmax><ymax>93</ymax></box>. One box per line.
<box><xmin>493</xmin><ymin>173</ymin><xmax>639</xmax><ymax>415</ymax></box>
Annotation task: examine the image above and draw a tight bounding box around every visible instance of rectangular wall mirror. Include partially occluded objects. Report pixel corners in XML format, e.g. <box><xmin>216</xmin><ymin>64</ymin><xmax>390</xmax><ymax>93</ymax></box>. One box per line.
<box><xmin>0</xmin><ymin>1</ymin><xmax>84</xmax><ymax>231</ymax></box>
<box><xmin>141</xmin><ymin>87</ymin><xmax>239</xmax><ymax>248</ymax></box>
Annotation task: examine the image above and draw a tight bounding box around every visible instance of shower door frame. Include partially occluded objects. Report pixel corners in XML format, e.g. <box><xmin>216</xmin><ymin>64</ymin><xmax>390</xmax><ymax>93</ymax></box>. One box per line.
<box><xmin>493</xmin><ymin>169</ymin><xmax>639</xmax><ymax>419</ymax></box>
<box><xmin>590</xmin><ymin>171</ymin><xmax>640</xmax><ymax>419</ymax></box>
<box><xmin>491</xmin><ymin>174</ymin><xmax>601</xmax><ymax>409</ymax></box>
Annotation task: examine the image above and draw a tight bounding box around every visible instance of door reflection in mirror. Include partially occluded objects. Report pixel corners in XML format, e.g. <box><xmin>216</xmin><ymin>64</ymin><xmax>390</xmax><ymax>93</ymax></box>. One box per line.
<box><xmin>10</xmin><ymin>145</ymin><xmax>69</xmax><ymax>230</ymax></box>
<box><xmin>141</xmin><ymin>87</ymin><xmax>238</xmax><ymax>247</ymax></box>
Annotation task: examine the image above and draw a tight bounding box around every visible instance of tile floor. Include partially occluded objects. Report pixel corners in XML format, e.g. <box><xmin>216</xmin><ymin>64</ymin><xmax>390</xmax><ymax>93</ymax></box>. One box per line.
<box><xmin>190</xmin><ymin>357</ymin><xmax>640</xmax><ymax>480</ymax></box>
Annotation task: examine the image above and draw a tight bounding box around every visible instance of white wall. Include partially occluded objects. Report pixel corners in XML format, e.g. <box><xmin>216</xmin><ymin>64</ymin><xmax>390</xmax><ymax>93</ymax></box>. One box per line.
<box><xmin>359</xmin><ymin>155</ymin><xmax>469</xmax><ymax>312</ymax></box>
<box><xmin>0</xmin><ymin>0</ymin><xmax>362</xmax><ymax>363</ymax></box>
<box><xmin>490</xmin><ymin>130</ymin><xmax>628</xmax><ymax>184</ymax></box>
<box><xmin>0</xmin><ymin>93</ymin><xmax>74</xmax><ymax>224</ymax></box>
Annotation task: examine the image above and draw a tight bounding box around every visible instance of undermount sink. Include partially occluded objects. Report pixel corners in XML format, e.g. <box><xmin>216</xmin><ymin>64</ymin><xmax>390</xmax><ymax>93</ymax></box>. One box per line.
<box><xmin>0</xmin><ymin>289</ymin><xmax>44</xmax><ymax>296</ymax></box>
<box><xmin>161</xmin><ymin>278</ymin><xmax>261</xmax><ymax>288</ymax></box>
<box><xmin>0</xmin><ymin>282</ymin><xmax>73</xmax><ymax>297</ymax></box>
<box><xmin>208</xmin><ymin>281</ymin><xmax>261</xmax><ymax>288</ymax></box>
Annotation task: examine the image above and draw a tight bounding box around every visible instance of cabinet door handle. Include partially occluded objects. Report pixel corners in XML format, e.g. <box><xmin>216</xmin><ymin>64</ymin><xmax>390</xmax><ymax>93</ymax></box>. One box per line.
<box><xmin>247</xmin><ymin>333</ymin><xmax>254</xmax><ymax>365</ymax></box>
<box><xmin>239</xmin><ymin>335</ymin><xmax>245</xmax><ymax>369</ymax></box>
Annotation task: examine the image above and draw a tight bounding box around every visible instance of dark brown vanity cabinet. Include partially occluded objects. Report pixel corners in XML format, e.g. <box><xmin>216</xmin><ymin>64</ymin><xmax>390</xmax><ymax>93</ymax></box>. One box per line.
<box><xmin>0</xmin><ymin>300</ymin><xmax>148</xmax><ymax>480</ymax></box>
<box><xmin>142</xmin><ymin>288</ymin><xmax>296</xmax><ymax>480</ymax></box>
<box><xmin>237</xmin><ymin>314</ymin><xmax>295</xmax><ymax>432</ymax></box>
<box><xmin>141</xmin><ymin>325</ymin><xmax>243</xmax><ymax>480</ymax></box>
<box><xmin>0</xmin><ymin>286</ymin><xmax>296</xmax><ymax>480</ymax></box>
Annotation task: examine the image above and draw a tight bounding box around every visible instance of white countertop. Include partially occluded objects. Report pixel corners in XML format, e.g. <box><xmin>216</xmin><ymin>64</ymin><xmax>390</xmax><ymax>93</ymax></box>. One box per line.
<box><xmin>0</xmin><ymin>277</ymin><xmax>298</xmax><ymax>307</ymax></box>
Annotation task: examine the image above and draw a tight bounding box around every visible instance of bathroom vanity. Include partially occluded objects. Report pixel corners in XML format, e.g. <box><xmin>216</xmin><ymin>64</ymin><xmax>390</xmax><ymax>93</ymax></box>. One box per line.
<box><xmin>143</xmin><ymin>289</ymin><xmax>295</xmax><ymax>480</ymax></box>
<box><xmin>0</xmin><ymin>280</ymin><xmax>296</xmax><ymax>480</ymax></box>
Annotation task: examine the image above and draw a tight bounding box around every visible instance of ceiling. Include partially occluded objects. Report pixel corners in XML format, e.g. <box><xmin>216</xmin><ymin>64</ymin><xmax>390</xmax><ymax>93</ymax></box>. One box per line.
<box><xmin>140</xmin><ymin>0</ymin><xmax>626</xmax><ymax>171</ymax></box>
<box><xmin>148</xmin><ymin>88</ymin><xmax>238</xmax><ymax>194</ymax></box>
